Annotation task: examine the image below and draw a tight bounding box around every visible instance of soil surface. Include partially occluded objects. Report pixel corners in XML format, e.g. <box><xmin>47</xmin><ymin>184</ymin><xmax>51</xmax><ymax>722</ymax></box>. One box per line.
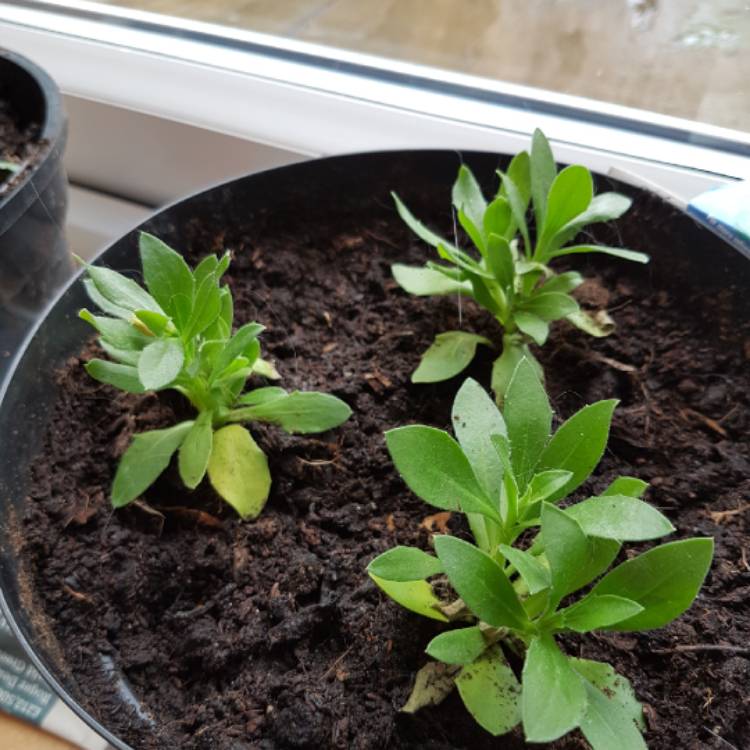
<box><xmin>14</xmin><ymin>156</ymin><xmax>750</xmax><ymax>750</ymax></box>
<box><xmin>0</xmin><ymin>98</ymin><xmax>43</xmax><ymax>196</ymax></box>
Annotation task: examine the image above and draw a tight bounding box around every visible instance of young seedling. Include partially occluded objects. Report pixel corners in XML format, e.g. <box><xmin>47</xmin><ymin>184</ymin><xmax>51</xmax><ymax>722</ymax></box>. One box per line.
<box><xmin>79</xmin><ymin>231</ymin><xmax>351</xmax><ymax>519</ymax></box>
<box><xmin>368</xmin><ymin>361</ymin><xmax>712</xmax><ymax>748</ymax></box>
<box><xmin>391</xmin><ymin>129</ymin><xmax>649</xmax><ymax>402</ymax></box>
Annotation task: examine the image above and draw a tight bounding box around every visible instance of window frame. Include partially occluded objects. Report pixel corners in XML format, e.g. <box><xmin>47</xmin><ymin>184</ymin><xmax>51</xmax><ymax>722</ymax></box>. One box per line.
<box><xmin>1</xmin><ymin>0</ymin><xmax>748</xmax><ymax>205</ymax></box>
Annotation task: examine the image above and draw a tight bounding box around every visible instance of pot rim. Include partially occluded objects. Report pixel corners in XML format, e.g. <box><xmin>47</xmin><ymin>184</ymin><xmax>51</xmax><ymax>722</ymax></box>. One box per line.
<box><xmin>0</xmin><ymin>47</ymin><xmax>67</xmax><ymax>236</ymax></box>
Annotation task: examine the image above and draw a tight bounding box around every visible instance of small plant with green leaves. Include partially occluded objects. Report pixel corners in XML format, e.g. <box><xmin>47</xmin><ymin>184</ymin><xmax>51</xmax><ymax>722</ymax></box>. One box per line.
<box><xmin>391</xmin><ymin>129</ymin><xmax>649</xmax><ymax>401</ymax></box>
<box><xmin>367</xmin><ymin>361</ymin><xmax>712</xmax><ymax>748</ymax></box>
<box><xmin>79</xmin><ymin>231</ymin><xmax>351</xmax><ymax>519</ymax></box>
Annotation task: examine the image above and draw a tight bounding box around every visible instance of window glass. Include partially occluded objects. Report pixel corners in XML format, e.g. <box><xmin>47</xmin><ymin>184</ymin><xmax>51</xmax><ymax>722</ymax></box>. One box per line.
<box><xmin>95</xmin><ymin>0</ymin><xmax>750</xmax><ymax>132</ymax></box>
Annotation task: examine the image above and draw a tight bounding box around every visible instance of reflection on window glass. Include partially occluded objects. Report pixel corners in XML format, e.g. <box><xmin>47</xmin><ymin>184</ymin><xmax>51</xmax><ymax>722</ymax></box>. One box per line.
<box><xmin>95</xmin><ymin>0</ymin><xmax>750</xmax><ymax>132</ymax></box>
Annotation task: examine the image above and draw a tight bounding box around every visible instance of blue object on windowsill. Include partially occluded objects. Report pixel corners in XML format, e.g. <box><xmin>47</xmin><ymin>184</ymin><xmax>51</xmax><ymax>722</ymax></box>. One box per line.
<box><xmin>687</xmin><ymin>182</ymin><xmax>750</xmax><ymax>260</ymax></box>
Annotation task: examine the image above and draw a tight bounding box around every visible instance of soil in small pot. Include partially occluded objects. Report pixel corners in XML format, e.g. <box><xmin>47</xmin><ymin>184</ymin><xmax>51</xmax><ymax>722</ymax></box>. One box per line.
<box><xmin>0</xmin><ymin>96</ymin><xmax>44</xmax><ymax>196</ymax></box>
<box><xmin>15</xmin><ymin>160</ymin><xmax>750</xmax><ymax>750</ymax></box>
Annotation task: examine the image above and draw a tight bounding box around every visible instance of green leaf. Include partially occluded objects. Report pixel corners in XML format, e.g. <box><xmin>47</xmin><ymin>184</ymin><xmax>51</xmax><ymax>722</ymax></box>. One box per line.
<box><xmin>82</xmin><ymin>279</ymin><xmax>131</xmax><ymax>319</ymax></box>
<box><xmin>456</xmin><ymin>646</ymin><xmax>521</xmax><ymax>735</ymax></box>
<box><xmin>401</xmin><ymin>662</ymin><xmax>458</xmax><ymax>713</ymax></box>
<box><xmin>134</xmin><ymin>309</ymin><xmax>170</xmax><ymax>337</ymax></box>
<box><xmin>236</xmin><ymin>391</ymin><xmax>351</xmax><ymax>434</ymax></box>
<box><xmin>112</xmin><ymin>422</ymin><xmax>193</xmax><ymax>508</ymax></box>
<box><xmin>184</xmin><ymin>273</ymin><xmax>222</xmax><ymax>340</ymax></box>
<box><xmin>540</xmin><ymin>271</ymin><xmax>583</xmax><ymax>295</ymax></box>
<box><xmin>567</xmin><ymin>537</ymin><xmax>622</xmax><ymax>594</ymax></box>
<box><xmin>518</xmin><ymin>292</ymin><xmax>579</xmax><ymax>321</ymax></box>
<box><xmin>412</xmin><ymin>331</ymin><xmax>492</xmax><ymax>384</ymax></box>
<box><xmin>499</xmin><ymin>455</ymin><xmax>520</xmax><ymax>529</ymax></box>
<box><xmin>499</xmin><ymin>544</ymin><xmax>550</xmax><ymax>595</ymax></box>
<box><xmin>370</xmin><ymin>575</ymin><xmax>448</xmax><ymax>622</ymax></box>
<box><xmin>391</xmin><ymin>264</ymin><xmax>471</xmax><ymax>296</ymax></box>
<box><xmin>566</xmin><ymin>308</ymin><xmax>616</xmax><ymax>338</ymax></box>
<box><xmin>467</xmin><ymin>272</ymin><xmax>501</xmax><ymax>316</ymax></box>
<box><xmin>551</xmin><ymin>244</ymin><xmax>650</xmax><ymax>264</ymax></box>
<box><xmin>459</xmin><ymin>489</ymin><xmax>505</xmax><ymax>526</ymax></box>
<box><xmin>457</xmin><ymin>209</ymin><xmax>487</xmax><ymax>255</ymax></box>
<box><xmin>485</xmin><ymin>233</ymin><xmax>514</xmax><ymax>289</ymax></box>
<box><xmin>100</xmin><ymin>340</ymin><xmax>140</xmax><ymax>366</ymax></box>
<box><xmin>483</xmin><ymin>197</ymin><xmax>512</xmax><ymax>239</ymax></box>
<box><xmin>541</xmin><ymin>165</ymin><xmax>593</xmax><ymax>241</ymax></box>
<box><xmin>505</xmin><ymin>150</ymin><xmax>531</xmax><ymax>209</ymax></box>
<box><xmin>529</xmin><ymin>128</ymin><xmax>557</xmax><ymax>232</ymax></box>
<box><xmin>591</xmin><ymin>538</ymin><xmax>714</xmax><ymax>630</ymax></box>
<box><xmin>525</xmin><ymin>469</ymin><xmax>574</xmax><ymax>504</ymax></box>
<box><xmin>498</xmin><ymin>172</ymin><xmax>530</xmax><ymax>254</ymax></box>
<box><xmin>571</xmin><ymin>659</ymin><xmax>646</xmax><ymax>750</ymax></box>
<box><xmin>216</xmin><ymin>250</ymin><xmax>231</xmax><ymax>277</ymax></box>
<box><xmin>603</xmin><ymin>476</ymin><xmax>648</xmax><ymax>498</ymax></box>
<box><xmin>207</xmin><ymin>424</ymin><xmax>271</xmax><ymax>519</ymax></box>
<box><xmin>451</xmin><ymin>377</ymin><xmax>506</xmax><ymax>502</ymax></box>
<box><xmin>212</xmin><ymin>322</ymin><xmax>265</xmax><ymax>379</ymax></box>
<box><xmin>426</xmin><ymin>261</ymin><xmax>465</xmax><ymax>282</ymax></box>
<box><xmin>85</xmin><ymin>263</ymin><xmax>163</xmax><ymax>315</ymax></box>
<box><xmin>170</xmin><ymin>293</ymin><xmax>194</xmax><ymax>331</ymax></box>
<box><xmin>392</xmin><ymin>192</ymin><xmax>452</xmax><ymax>249</ymax></box>
<box><xmin>452</xmin><ymin>378</ymin><xmax>506</xmax><ymax>536</ymax></box>
<box><xmin>193</xmin><ymin>254</ymin><xmax>218</xmax><ymax>285</ymax></box>
<box><xmin>542</xmin><ymin>503</ymin><xmax>590</xmax><ymax>604</ymax></box>
<box><xmin>538</xmin><ymin>399</ymin><xmax>617</xmax><ymax>502</ymax></box>
<box><xmin>386</xmin><ymin>426</ymin><xmax>494</xmax><ymax>514</ymax></box>
<box><xmin>434</xmin><ymin>535</ymin><xmax>529</xmax><ymax>630</ymax></box>
<box><xmin>566</xmin><ymin>191</ymin><xmax>632</xmax><ymax>227</ymax></box>
<box><xmin>453</xmin><ymin>165</ymin><xmax>487</xmax><ymax>229</ymax></box>
<box><xmin>178</xmin><ymin>411</ymin><xmax>214</xmax><ymax>489</ymax></box>
<box><xmin>522</xmin><ymin>634</ymin><xmax>586</xmax><ymax>743</ymax></box>
<box><xmin>426</xmin><ymin>626</ymin><xmax>488</xmax><ymax>665</ymax></box>
<box><xmin>79</xmin><ymin>309</ymin><xmax>150</xmax><ymax>350</ymax></box>
<box><xmin>515</xmin><ymin>260</ymin><xmax>551</xmax><ymax>278</ymax></box>
<box><xmin>491</xmin><ymin>339</ymin><xmax>541</xmax><ymax>405</ymax></box>
<box><xmin>215</xmin><ymin>356</ymin><xmax>251</xmax><ymax>384</ymax></box>
<box><xmin>436</xmin><ymin>243</ymin><xmax>493</xmax><ymax>279</ymax></box>
<box><xmin>235</xmin><ymin>386</ymin><xmax>287</xmax><ymax>407</ymax></box>
<box><xmin>85</xmin><ymin>359</ymin><xmax>144</xmax><ymax>393</ymax></box>
<box><xmin>218</xmin><ymin>287</ymin><xmax>233</xmax><ymax>333</ymax></box>
<box><xmin>139</xmin><ymin>232</ymin><xmax>194</xmax><ymax>325</ymax></box>
<box><xmin>514</xmin><ymin>312</ymin><xmax>549</xmax><ymax>346</ymax></box>
<box><xmin>367</xmin><ymin>547</ymin><xmax>443</xmax><ymax>582</ymax></box>
<box><xmin>566</xmin><ymin>495</ymin><xmax>674</xmax><ymax>541</ymax></box>
<box><xmin>561</xmin><ymin>595</ymin><xmax>644</xmax><ymax>633</ymax></box>
<box><xmin>137</xmin><ymin>339</ymin><xmax>184</xmax><ymax>391</ymax></box>
<box><xmin>0</xmin><ymin>159</ymin><xmax>20</xmax><ymax>173</ymax></box>
<box><xmin>503</xmin><ymin>358</ymin><xmax>552</xmax><ymax>490</ymax></box>
<box><xmin>548</xmin><ymin>192</ymin><xmax>634</xmax><ymax>254</ymax></box>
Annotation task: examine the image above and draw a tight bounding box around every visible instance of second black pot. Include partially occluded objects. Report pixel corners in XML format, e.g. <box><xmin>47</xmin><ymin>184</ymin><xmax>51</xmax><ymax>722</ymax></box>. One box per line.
<box><xmin>0</xmin><ymin>48</ymin><xmax>69</xmax><ymax>381</ymax></box>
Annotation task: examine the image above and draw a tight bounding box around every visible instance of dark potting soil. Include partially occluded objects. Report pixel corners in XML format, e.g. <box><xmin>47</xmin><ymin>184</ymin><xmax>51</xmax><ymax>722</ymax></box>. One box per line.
<box><xmin>0</xmin><ymin>97</ymin><xmax>43</xmax><ymax>196</ymax></box>
<box><xmin>15</xmin><ymin>163</ymin><xmax>750</xmax><ymax>750</ymax></box>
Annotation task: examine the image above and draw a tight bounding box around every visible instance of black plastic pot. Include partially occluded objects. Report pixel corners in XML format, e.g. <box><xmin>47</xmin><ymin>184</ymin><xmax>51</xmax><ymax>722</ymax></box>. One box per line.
<box><xmin>0</xmin><ymin>151</ymin><xmax>747</xmax><ymax>749</ymax></box>
<box><xmin>0</xmin><ymin>48</ymin><xmax>69</xmax><ymax>381</ymax></box>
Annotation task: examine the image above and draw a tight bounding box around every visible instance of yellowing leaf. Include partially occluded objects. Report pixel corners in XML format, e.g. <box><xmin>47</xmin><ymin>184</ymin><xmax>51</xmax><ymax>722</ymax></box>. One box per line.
<box><xmin>207</xmin><ymin>425</ymin><xmax>271</xmax><ymax>519</ymax></box>
<box><xmin>369</xmin><ymin>574</ymin><xmax>448</xmax><ymax>622</ymax></box>
<box><xmin>401</xmin><ymin>662</ymin><xmax>459</xmax><ymax>713</ymax></box>
<box><xmin>457</xmin><ymin>646</ymin><xmax>521</xmax><ymax>735</ymax></box>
